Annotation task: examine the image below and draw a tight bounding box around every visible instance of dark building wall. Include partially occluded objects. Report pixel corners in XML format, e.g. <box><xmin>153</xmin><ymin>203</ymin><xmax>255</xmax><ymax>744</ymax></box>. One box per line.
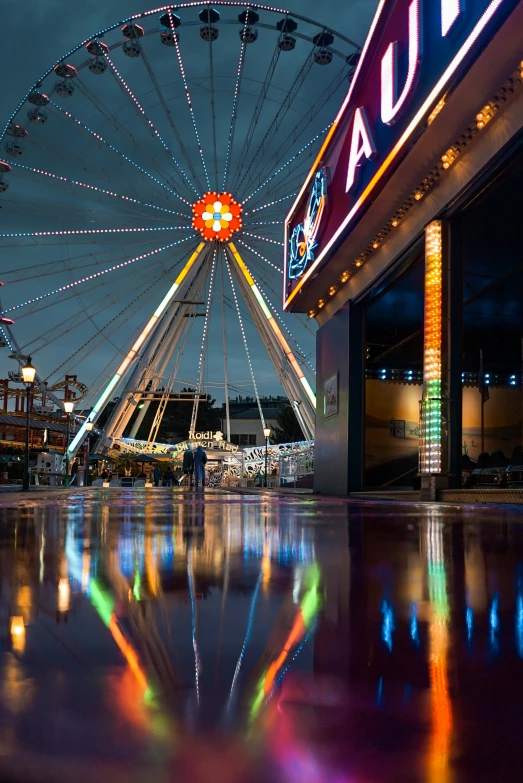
<box><xmin>315</xmin><ymin>304</ymin><xmax>350</xmax><ymax>495</ymax></box>
<box><xmin>315</xmin><ymin>301</ymin><xmax>365</xmax><ymax>495</ymax></box>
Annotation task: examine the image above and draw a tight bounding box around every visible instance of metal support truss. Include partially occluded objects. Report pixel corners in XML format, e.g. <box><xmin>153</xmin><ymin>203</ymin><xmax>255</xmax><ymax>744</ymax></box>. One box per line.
<box><xmin>67</xmin><ymin>242</ymin><xmax>207</xmax><ymax>456</ymax></box>
<box><xmin>93</xmin><ymin>246</ymin><xmax>211</xmax><ymax>449</ymax></box>
<box><xmin>226</xmin><ymin>242</ymin><xmax>315</xmax><ymax>439</ymax></box>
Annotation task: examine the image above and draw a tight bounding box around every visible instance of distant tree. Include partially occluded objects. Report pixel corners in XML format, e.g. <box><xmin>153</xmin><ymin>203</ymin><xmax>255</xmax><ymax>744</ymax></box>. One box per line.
<box><xmin>272</xmin><ymin>405</ymin><xmax>304</xmax><ymax>444</ymax></box>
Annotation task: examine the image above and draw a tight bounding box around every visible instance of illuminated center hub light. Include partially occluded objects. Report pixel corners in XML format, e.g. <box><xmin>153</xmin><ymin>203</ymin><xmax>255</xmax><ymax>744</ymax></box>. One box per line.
<box><xmin>192</xmin><ymin>191</ymin><xmax>243</xmax><ymax>241</ymax></box>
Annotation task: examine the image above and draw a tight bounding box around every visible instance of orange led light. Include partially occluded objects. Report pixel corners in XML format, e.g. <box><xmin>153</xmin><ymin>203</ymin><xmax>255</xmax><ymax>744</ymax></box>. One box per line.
<box><xmin>192</xmin><ymin>191</ymin><xmax>243</xmax><ymax>242</ymax></box>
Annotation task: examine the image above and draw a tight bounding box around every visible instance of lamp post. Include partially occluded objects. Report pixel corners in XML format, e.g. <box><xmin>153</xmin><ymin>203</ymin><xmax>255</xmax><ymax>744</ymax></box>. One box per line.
<box><xmin>263</xmin><ymin>426</ymin><xmax>271</xmax><ymax>488</ymax></box>
<box><xmin>63</xmin><ymin>399</ymin><xmax>75</xmax><ymax>486</ymax></box>
<box><xmin>84</xmin><ymin>421</ymin><xmax>93</xmax><ymax>487</ymax></box>
<box><xmin>21</xmin><ymin>357</ymin><xmax>36</xmax><ymax>491</ymax></box>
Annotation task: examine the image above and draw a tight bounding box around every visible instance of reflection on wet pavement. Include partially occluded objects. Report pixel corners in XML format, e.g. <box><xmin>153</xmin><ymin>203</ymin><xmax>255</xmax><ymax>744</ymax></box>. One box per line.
<box><xmin>1</xmin><ymin>489</ymin><xmax>523</xmax><ymax>781</ymax></box>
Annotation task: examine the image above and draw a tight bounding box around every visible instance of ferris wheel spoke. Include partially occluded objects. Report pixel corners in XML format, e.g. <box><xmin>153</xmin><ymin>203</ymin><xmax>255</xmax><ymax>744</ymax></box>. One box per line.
<box><xmin>244</xmin><ymin>192</ymin><xmax>297</xmax><ymax>216</ymax></box>
<box><xmin>106</xmin><ymin>53</ymin><xmax>199</xmax><ymax>199</ymax></box>
<box><xmin>242</xmin><ymin>231</ymin><xmax>283</xmax><ymax>248</ymax></box>
<box><xmin>244</xmin><ymin>220</ymin><xmax>284</xmax><ymax>229</ymax></box>
<box><xmin>0</xmin><ymin>236</ymin><xmax>163</xmax><ymax>280</ymax></box>
<box><xmin>248</xmin><ymin>162</ymin><xmax>319</xmax><ymax>209</ymax></box>
<box><xmin>243</xmin><ymin>255</ymin><xmax>317</xmax><ymax>350</ymax></box>
<box><xmin>235</xmin><ymin>48</ymin><xmax>314</xmax><ymax>195</ymax></box>
<box><xmin>190</xmin><ymin>245</ymin><xmax>217</xmax><ymax>434</ymax></box>
<box><xmin>206</xmin><ymin>5</ymin><xmax>219</xmax><ymax>191</ymax></box>
<box><xmin>138</xmin><ymin>47</ymin><xmax>202</xmax><ymax>197</ymax></box>
<box><xmin>242</xmin><ymin>123</ymin><xmax>331</xmax><ymax>205</ymax></box>
<box><xmin>0</xmin><ymin>225</ymin><xmax>189</xmax><ymax>242</ymax></box>
<box><xmin>46</xmin><ymin>99</ymin><xmax>179</xmax><ymax>204</ymax></box>
<box><xmin>251</xmin><ymin>59</ymin><xmax>351</xmax><ymax>189</ymax></box>
<box><xmin>230</xmin><ymin>39</ymin><xmax>281</xmax><ymax>192</ymax></box>
<box><xmin>9</xmin><ymin>161</ymin><xmax>185</xmax><ymax>218</ymax></box>
<box><xmin>48</xmin><ymin>99</ymin><xmax>191</xmax><ymax>207</ymax></box>
<box><xmin>225</xmin><ymin>254</ymin><xmax>266</xmax><ymax>430</ymax></box>
<box><xmin>234</xmin><ymin>238</ymin><xmax>282</xmax><ymax>275</ymax></box>
<box><xmin>4</xmin><ymin>235</ymin><xmax>196</xmax><ymax>315</ymax></box>
<box><xmin>0</xmin><ymin>195</ymin><xmax>185</xmax><ymax>225</ymax></box>
<box><xmin>164</xmin><ymin>8</ymin><xmax>211</xmax><ymax>192</ymax></box>
<box><xmin>74</xmin><ymin>77</ymin><xmax>195</xmax><ymax>203</ymax></box>
<box><xmin>41</xmin><ymin>263</ymin><xmax>178</xmax><ymax>381</ymax></box>
<box><xmin>23</xmin><ymin>259</ymin><xmax>161</xmax><ymax>355</ymax></box>
<box><xmin>222</xmin><ymin>11</ymin><xmax>250</xmax><ymax>192</ymax></box>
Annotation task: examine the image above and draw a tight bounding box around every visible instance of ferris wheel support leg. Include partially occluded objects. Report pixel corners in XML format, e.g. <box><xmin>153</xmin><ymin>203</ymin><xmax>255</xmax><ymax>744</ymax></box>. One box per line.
<box><xmin>227</xmin><ymin>258</ymin><xmax>314</xmax><ymax>440</ymax></box>
<box><xmin>226</xmin><ymin>253</ymin><xmax>314</xmax><ymax>441</ymax></box>
<box><xmin>128</xmin><ymin>260</ymin><xmax>208</xmax><ymax>440</ymax></box>
<box><xmin>227</xmin><ymin>242</ymin><xmax>316</xmax><ymax>436</ymax></box>
<box><xmin>68</xmin><ymin>242</ymin><xmax>206</xmax><ymax>458</ymax></box>
<box><xmin>97</xmin><ymin>246</ymin><xmax>210</xmax><ymax>448</ymax></box>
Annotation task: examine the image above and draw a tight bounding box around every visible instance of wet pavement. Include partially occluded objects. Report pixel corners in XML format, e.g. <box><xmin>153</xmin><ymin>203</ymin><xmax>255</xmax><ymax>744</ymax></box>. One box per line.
<box><xmin>1</xmin><ymin>488</ymin><xmax>523</xmax><ymax>782</ymax></box>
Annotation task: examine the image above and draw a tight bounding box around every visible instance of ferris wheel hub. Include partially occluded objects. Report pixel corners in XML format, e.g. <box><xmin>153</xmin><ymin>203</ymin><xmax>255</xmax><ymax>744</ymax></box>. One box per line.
<box><xmin>192</xmin><ymin>191</ymin><xmax>243</xmax><ymax>242</ymax></box>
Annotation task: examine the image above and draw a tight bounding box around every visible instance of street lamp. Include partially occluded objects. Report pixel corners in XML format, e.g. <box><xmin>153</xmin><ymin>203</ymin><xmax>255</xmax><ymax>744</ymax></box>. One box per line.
<box><xmin>63</xmin><ymin>399</ymin><xmax>75</xmax><ymax>486</ymax></box>
<box><xmin>21</xmin><ymin>357</ymin><xmax>36</xmax><ymax>491</ymax></box>
<box><xmin>84</xmin><ymin>420</ymin><xmax>93</xmax><ymax>487</ymax></box>
<box><xmin>263</xmin><ymin>426</ymin><xmax>271</xmax><ymax>488</ymax></box>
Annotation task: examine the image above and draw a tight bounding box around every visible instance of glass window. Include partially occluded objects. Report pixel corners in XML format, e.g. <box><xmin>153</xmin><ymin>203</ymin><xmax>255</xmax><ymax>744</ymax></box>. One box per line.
<box><xmin>239</xmin><ymin>434</ymin><xmax>249</xmax><ymax>445</ymax></box>
<box><xmin>230</xmin><ymin>434</ymin><xmax>240</xmax><ymax>445</ymax></box>
<box><xmin>248</xmin><ymin>435</ymin><xmax>257</xmax><ymax>445</ymax></box>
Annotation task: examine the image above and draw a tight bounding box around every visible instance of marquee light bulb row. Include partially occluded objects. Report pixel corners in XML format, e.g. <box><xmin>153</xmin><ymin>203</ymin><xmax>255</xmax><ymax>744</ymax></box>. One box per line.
<box><xmin>105</xmin><ymin>55</ymin><xmax>197</xmax><ymax>198</ymax></box>
<box><xmin>5</xmin><ymin>235</ymin><xmax>195</xmax><ymax>313</ymax></box>
<box><xmin>308</xmin><ymin>61</ymin><xmax>523</xmax><ymax>319</ymax></box>
<box><xmin>10</xmin><ymin>162</ymin><xmax>182</xmax><ymax>216</ymax></box>
<box><xmin>50</xmin><ymin>101</ymin><xmax>192</xmax><ymax>206</ymax></box>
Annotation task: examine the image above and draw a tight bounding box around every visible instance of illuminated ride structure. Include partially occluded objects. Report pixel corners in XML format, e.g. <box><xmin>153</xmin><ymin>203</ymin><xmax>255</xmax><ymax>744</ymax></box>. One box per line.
<box><xmin>0</xmin><ymin>4</ymin><xmax>362</xmax><ymax>458</ymax></box>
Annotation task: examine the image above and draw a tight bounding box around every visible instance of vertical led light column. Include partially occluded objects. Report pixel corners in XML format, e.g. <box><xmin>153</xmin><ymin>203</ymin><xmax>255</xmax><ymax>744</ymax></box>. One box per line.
<box><xmin>421</xmin><ymin>221</ymin><xmax>443</xmax><ymax>474</ymax></box>
<box><xmin>228</xmin><ymin>241</ymin><xmax>316</xmax><ymax>410</ymax></box>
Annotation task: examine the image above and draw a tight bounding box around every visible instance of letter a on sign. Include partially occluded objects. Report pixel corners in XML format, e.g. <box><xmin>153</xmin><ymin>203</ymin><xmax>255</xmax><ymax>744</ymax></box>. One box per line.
<box><xmin>381</xmin><ymin>0</ymin><xmax>421</xmax><ymax>125</ymax></box>
<box><xmin>346</xmin><ymin>107</ymin><xmax>377</xmax><ymax>193</ymax></box>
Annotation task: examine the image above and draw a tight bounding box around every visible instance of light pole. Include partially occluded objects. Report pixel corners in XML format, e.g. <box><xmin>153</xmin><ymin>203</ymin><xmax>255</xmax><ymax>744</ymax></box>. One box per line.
<box><xmin>84</xmin><ymin>421</ymin><xmax>93</xmax><ymax>487</ymax></box>
<box><xmin>21</xmin><ymin>357</ymin><xmax>36</xmax><ymax>492</ymax></box>
<box><xmin>263</xmin><ymin>426</ymin><xmax>271</xmax><ymax>488</ymax></box>
<box><xmin>63</xmin><ymin>399</ymin><xmax>75</xmax><ymax>486</ymax></box>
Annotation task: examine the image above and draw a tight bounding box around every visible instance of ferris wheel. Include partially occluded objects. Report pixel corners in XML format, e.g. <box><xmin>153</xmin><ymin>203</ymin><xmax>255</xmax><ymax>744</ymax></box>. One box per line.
<box><xmin>0</xmin><ymin>3</ymin><xmax>360</xmax><ymax>456</ymax></box>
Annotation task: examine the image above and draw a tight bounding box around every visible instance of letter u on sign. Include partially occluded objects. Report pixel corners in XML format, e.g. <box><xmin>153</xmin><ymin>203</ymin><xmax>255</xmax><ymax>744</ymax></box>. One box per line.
<box><xmin>381</xmin><ymin>0</ymin><xmax>422</xmax><ymax>125</ymax></box>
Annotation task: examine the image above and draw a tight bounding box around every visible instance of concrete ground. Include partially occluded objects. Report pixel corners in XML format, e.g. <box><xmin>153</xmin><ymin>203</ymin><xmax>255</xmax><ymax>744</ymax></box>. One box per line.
<box><xmin>0</xmin><ymin>488</ymin><xmax>522</xmax><ymax>781</ymax></box>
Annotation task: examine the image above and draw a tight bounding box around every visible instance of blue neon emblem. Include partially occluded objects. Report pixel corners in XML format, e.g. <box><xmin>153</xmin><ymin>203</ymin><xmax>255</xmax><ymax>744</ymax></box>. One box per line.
<box><xmin>288</xmin><ymin>168</ymin><xmax>328</xmax><ymax>279</ymax></box>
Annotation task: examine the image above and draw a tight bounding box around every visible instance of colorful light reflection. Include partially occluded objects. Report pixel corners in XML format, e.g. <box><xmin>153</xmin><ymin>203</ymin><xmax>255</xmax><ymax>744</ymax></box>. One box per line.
<box><xmin>250</xmin><ymin>563</ymin><xmax>321</xmax><ymax>722</ymax></box>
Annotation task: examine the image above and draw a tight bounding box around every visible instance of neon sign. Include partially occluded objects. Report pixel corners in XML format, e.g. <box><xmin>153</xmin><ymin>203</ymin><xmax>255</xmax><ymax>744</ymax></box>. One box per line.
<box><xmin>288</xmin><ymin>169</ymin><xmax>328</xmax><ymax>279</ymax></box>
<box><xmin>284</xmin><ymin>0</ymin><xmax>517</xmax><ymax>310</ymax></box>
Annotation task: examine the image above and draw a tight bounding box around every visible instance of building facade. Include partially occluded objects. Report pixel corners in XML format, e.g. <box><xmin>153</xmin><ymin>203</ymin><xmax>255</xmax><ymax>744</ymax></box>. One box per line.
<box><xmin>285</xmin><ymin>0</ymin><xmax>523</xmax><ymax>495</ymax></box>
<box><xmin>220</xmin><ymin>396</ymin><xmax>285</xmax><ymax>446</ymax></box>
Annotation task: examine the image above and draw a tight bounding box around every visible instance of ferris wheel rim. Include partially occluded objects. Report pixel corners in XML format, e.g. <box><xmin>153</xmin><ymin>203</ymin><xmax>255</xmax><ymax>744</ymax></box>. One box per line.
<box><xmin>0</xmin><ymin>1</ymin><xmax>360</xmax><ymax>145</ymax></box>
